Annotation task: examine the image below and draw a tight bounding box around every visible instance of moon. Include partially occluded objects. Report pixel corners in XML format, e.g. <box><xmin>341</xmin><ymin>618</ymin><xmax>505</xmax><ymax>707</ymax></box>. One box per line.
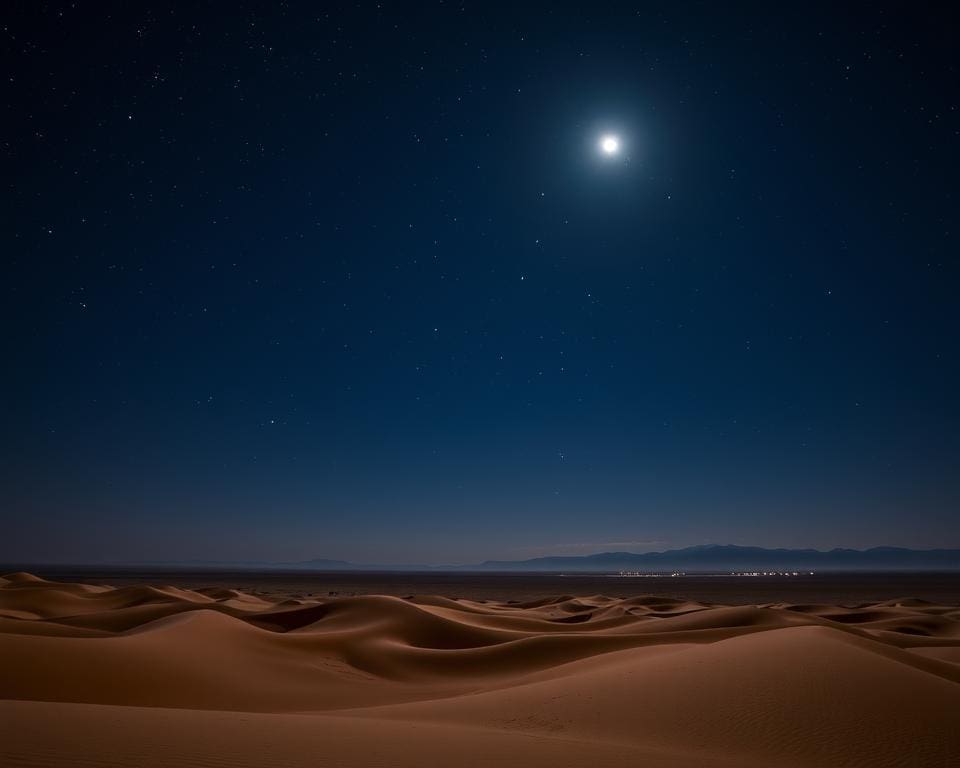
<box><xmin>599</xmin><ymin>134</ymin><xmax>620</xmax><ymax>156</ymax></box>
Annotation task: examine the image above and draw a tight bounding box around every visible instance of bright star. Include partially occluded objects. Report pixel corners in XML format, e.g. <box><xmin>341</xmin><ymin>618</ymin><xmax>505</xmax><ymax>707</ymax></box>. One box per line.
<box><xmin>599</xmin><ymin>134</ymin><xmax>620</xmax><ymax>155</ymax></box>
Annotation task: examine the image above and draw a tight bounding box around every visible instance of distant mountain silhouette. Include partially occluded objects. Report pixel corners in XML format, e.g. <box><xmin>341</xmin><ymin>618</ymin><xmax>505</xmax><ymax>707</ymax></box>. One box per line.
<box><xmin>125</xmin><ymin>545</ymin><xmax>960</xmax><ymax>572</ymax></box>
<box><xmin>466</xmin><ymin>545</ymin><xmax>960</xmax><ymax>572</ymax></box>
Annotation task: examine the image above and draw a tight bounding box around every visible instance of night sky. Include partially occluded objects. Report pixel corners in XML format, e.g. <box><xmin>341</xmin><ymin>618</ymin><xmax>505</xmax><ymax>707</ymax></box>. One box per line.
<box><xmin>3</xmin><ymin>2</ymin><xmax>958</xmax><ymax>565</ymax></box>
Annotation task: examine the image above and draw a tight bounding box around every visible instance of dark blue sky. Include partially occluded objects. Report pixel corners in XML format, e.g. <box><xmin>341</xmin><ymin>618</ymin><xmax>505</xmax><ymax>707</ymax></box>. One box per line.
<box><xmin>3</xmin><ymin>2</ymin><xmax>958</xmax><ymax>564</ymax></box>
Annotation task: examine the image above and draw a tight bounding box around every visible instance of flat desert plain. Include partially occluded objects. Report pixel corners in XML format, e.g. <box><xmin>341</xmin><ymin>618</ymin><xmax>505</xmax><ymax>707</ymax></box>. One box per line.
<box><xmin>1</xmin><ymin>571</ymin><xmax>958</xmax><ymax>767</ymax></box>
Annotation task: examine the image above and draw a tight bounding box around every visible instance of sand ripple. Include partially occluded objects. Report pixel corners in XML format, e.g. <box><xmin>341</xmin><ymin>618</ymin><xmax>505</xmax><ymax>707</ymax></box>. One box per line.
<box><xmin>1</xmin><ymin>572</ymin><xmax>958</xmax><ymax>767</ymax></box>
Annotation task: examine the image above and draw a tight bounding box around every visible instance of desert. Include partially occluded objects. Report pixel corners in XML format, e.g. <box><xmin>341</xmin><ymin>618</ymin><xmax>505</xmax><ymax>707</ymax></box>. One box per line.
<box><xmin>7</xmin><ymin>1</ymin><xmax>959</xmax><ymax>766</ymax></box>
<box><xmin>2</xmin><ymin>570</ymin><xmax>958</xmax><ymax>768</ymax></box>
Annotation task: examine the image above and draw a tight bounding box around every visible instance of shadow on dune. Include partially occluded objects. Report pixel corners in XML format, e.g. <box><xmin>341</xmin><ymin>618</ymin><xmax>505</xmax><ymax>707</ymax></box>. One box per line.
<box><xmin>1</xmin><ymin>572</ymin><xmax>959</xmax><ymax>768</ymax></box>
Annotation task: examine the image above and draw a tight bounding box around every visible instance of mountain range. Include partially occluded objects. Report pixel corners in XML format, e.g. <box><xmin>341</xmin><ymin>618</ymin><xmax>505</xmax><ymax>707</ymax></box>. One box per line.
<box><xmin>124</xmin><ymin>545</ymin><xmax>960</xmax><ymax>572</ymax></box>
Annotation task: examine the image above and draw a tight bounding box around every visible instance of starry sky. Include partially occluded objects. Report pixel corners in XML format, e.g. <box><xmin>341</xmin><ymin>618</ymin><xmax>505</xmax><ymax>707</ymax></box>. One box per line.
<box><xmin>3</xmin><ymin>2</ymin><xmax>958</xmax><ymax>565</ymax></box>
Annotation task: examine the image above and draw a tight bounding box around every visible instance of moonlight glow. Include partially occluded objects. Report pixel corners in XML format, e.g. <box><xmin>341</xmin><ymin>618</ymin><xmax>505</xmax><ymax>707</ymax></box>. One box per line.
<box><xmin>599</xmin><ymin>134</ymin><xmax>620</xmax><ymax>155</ymax></box>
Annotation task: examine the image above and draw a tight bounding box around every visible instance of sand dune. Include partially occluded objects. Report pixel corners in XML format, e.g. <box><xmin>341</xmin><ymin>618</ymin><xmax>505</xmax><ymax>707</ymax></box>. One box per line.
<box><xmin>1</xmin><ymin>573</ymin><xmax>958</xmax><ymax>767</ymax></box>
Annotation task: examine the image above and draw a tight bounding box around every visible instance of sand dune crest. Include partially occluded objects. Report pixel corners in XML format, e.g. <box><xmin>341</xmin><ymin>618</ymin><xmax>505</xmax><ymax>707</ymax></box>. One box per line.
<box><xmin>1</xmin><ymin>574</ymin><xmax>957</xmax><ymax>767</ymax></box>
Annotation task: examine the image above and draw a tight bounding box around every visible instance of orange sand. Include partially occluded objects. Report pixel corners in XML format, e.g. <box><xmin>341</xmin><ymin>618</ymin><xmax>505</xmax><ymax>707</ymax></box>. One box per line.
<box><xmin>1</xmin><ymin>571</ymin><xmax>958</xmax><ymax>767</ymax></box>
